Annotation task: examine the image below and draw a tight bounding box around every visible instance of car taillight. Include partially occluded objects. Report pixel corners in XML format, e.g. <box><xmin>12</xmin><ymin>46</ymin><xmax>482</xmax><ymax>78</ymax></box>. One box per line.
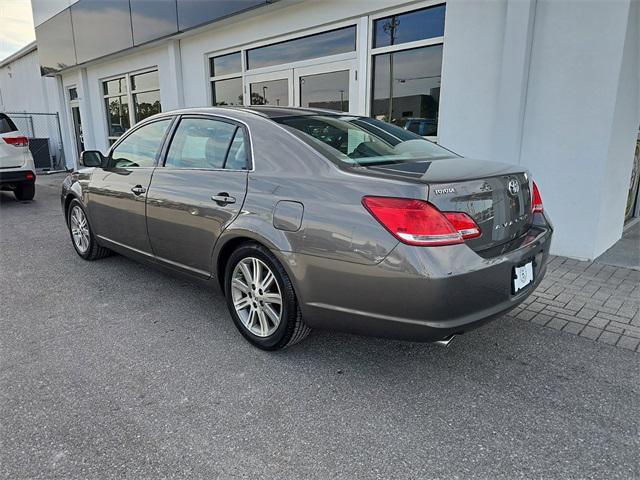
<box><xmin>532</xmin><ymin>181</ymin><xmax>543</xmax><ymax>214</ymax></box>
<box><xmin>362</xmin><ymin>196</ymin><xmax>481</xmax><ymax>246</ymax></box>
<box><xmin>25</xmin><ymin>171</ymin><xmax>34</xmax><ymax>181</ymax></box>
<box><xmin>3</xmin><ymin>136</ymin><xmax>28</xmax><ymax>147</ymax></box>
<box><xmin>443</xmin><ymin>212</ymin><xmax>482</xmax><ymax>240</ymax></box>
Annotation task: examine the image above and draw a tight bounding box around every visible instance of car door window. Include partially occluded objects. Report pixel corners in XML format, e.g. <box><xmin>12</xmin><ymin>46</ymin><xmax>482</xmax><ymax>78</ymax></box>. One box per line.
<box><xmin>110</xmin><ymin>119</ymin><xmax>171</xmax><ymax>168</ymax></box>
<box><xmin>164</xmin><ymin>117</ymin><xmax>247</xmax><ymax>170</ymax></box>
<box><xmin>224</xmin><ymin>128</ymin><xmax>249</xmax><ymax>170</ymax></box>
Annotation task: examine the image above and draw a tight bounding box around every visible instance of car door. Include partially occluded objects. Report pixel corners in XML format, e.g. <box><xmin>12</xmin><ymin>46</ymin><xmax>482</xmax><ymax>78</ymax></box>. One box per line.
<box><xmin>87</xmin><ymin>118</ymin><xmax>173</xmax><ymax>254</ymax></box>
<box><xmin>145</xmin><ymin>115</ymin><xmax>249</xmax><ymax>276</ymax></box>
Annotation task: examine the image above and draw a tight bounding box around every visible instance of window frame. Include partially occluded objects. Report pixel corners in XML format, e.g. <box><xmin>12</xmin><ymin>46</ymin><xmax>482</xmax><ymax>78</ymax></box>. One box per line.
<box><xmin>106</xmin><ymin>115</ymin><xmax>176</xmax><ymax>169</ymax></box>
<box><xmin>209</xmin><ymin>50</ymin><xmax>244</xmax><ymax>107</ymax></box>
<box><xmin>366</xmin><ymin>0</ymin><xmax>446</xmax><ymax>141</ymax></box>
<box><xmin>205</xmin><ymin>19</ymin><xmax>359</xmax><ymax>108</ymax></box>
<box><xmin>101</xmin><ymin>67</ymin><xmax>161</xmax><ymax>144</ymax></box>
<box><xmin>245</xmin><ymin>25</ymin><xmax>357</xmax><ymax>71</ymax></box>
<box><xmin>159</xmin><ymin>114</ymin><xmax>254</xmax><ymax>172</ymax></box>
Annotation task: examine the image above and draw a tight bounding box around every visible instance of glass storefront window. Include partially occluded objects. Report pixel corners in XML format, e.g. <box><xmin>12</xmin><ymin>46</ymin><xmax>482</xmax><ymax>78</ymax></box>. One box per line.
<box><xmin>246</xmin><ymin>26</ymin><xmax>356</xmax><ymax>70</ymax></box>
<box><xmin>103</xmin><ymin>77</ymin><xmax>126</xmax><ymax>96</ymax></box>
<box><xmin>133</xmin><ymin>90</ymin><xmax>161</xmax><ymax>122</ymax></box>
<box><xmin>300</xmin><ymin>70</ymin><xmax>349</xmax><ymax>112</ymax></box>
<box><xmin>250</xmin><ymin>79</ymin><xmax>289</xmax><ymax>106</ymax></box>
<box><xmin>373</xmin><ymin>5</ymin><xmax>446</xmax><ymax>48</ymax></box>
<box><xmin>212</xmin><ymin>77</ymin><xmax>244</xmax><ymax>106</ymax></box>
<box><xmin>105</xmin><ymin>95</ymin><xmax>130</xmax><ymax>137</ymax></box>
<box><xmin>131</xmin><ymin>70</ymin><xmax>160</xmax><ymax>91</ymax></box>
<box><xmin>210</xmin><ymin>52</ymin><xmax>242</xmax><ymax>77</ymax></box>
<box><xmin>371</xmin><ymin>44</ymin><xmax>443</xmax><ymax>135</ymax></box>
<box><xmin>103</xmin><ymin>69</ymin><xmax>161</xmax><ymax>142</ymax></box>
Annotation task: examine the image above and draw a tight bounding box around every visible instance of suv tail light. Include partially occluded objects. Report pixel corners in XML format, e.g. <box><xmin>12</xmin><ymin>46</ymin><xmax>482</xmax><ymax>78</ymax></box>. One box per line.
<box><xmin>3</xmin><ymin>136</ymin><xmax>28</xmax><ymax>147</ymax></box>
<box><xmin>362</xmin><ymin>196</ymin><xmax>481</xmax><ymax>246</ymax></box>
<box><xmin>532</xmin><ymin>181</ymin><xmax>543</xmax><ymax>214</ymax></box>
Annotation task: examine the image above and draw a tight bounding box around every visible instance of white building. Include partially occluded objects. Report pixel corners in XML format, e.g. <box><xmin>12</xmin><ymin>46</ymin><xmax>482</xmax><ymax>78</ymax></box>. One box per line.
<box><xmin>1</xmin><ymin>0</ymin><xmax>638</xmax><ymax>260</ymax></box>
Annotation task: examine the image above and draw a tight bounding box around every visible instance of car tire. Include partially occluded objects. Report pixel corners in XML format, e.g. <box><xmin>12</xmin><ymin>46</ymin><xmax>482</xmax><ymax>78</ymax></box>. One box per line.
<box><xmin>67</xmin><ymin>199</ymin><xmax>111</xmax><ymax>261</ymax></box>
<box><xmin>224</xmin><ymin>243</ymin><xmax>310</xmax><ymax>350</ymax></box>
<box><xmin>14</xmin><ymin>182</ymin><xmax>35</xmax><ymax>201</ymax></box>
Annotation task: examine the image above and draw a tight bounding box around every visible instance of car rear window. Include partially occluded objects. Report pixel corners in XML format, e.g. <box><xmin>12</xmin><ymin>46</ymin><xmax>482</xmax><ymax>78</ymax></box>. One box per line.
<box><xmin>0</xmin><ymin>114</ymin><xmax>18</xmax><ymax>134</ymax></box>
<box><xmin>273</xmin><ymin>115</ymin><xmax>456</xmax><ymax>166</ymax></box>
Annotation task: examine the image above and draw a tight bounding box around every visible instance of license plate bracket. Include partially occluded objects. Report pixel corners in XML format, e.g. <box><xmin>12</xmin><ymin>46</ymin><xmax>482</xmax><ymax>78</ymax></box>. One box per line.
<box><xmin>513</xmin><ymin>260</ymin><xmax>534</xmax><ymax>294</ymax></box>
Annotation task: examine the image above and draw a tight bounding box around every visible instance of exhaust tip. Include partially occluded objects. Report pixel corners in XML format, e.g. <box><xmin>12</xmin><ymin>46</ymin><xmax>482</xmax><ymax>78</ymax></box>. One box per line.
<box><xmin>434</xmin><ymin>335</ymin><xmax>456</xmax><ymax>347</ymax></box>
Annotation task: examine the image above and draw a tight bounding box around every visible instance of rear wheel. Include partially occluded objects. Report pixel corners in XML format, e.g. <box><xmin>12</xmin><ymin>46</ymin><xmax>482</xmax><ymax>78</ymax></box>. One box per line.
<box><xmin>67</xmin><ymin>199</ymin><xmax>111</xmax><ymax>260</ymax></box>
<box><xmin>14</xmin><ymin>182</ymin><xmax>35</xmax><ymax>201</ymax></box>
<box><xmin>224</xmin><ymin>243</ymin><xmax>310</xmax><ymax>350</ymax></box>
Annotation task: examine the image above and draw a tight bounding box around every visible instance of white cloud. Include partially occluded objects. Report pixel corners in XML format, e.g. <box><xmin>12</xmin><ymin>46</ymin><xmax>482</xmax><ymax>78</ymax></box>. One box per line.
<box><xmin>0</xmin><ymin>0</ymin><xmax>36</xmax><ymax>60</ymax></box>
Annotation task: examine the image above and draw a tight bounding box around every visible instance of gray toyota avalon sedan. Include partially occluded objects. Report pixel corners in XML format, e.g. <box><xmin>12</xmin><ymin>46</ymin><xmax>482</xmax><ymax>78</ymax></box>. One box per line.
<box><xmin>62</xmin><ymin>107</ymin><xmax>552</xmax><ymax>350</ymax></box>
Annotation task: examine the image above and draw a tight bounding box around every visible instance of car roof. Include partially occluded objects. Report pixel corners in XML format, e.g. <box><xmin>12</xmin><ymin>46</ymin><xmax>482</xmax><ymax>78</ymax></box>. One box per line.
<box><xmin>152</xmin><ymin>106</ymin><xmax>345</xmax><ymax>121</ymax></box>
<box><xmin>231</xmin><ymin>106</ymin><xmax>344</xmax><ymax>118</ymax></box>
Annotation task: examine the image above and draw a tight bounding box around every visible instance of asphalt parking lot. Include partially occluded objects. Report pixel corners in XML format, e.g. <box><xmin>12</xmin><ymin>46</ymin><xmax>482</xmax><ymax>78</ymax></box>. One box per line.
<box><xmin>1</xmin><ymin>175</ymin><xmax>639</xmax><ymax>480</ymax></box>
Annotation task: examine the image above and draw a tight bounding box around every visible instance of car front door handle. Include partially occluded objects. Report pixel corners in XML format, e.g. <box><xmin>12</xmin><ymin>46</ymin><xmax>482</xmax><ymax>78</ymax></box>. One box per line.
<box><xmin>131</xmin><ymin>185</ymin><xmax>146</xmax><ymax>196</ymax></box>
<box><xmin>211</xmin><ymin>193</ymin><xmax>236</xmax><ymax>205</ymax></box>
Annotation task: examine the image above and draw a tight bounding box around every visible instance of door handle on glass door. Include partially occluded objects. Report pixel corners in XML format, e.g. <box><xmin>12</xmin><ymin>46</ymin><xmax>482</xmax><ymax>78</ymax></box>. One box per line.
<box><xmin>211</xmin><ymin>193</ymin><xmax>236</xmax><ymax>205</ymax></box>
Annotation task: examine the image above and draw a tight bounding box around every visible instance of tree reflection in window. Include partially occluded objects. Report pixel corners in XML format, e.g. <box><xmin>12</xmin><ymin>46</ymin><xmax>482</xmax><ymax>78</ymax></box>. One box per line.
<box><xmin>105</xmin><ymin>95</ymin><xmax>130</xmax><ymax>137</ymax></box>
<box><xmin>133</xmin><ymin>90</ymin><xmax>161</xmax><ymax>122</ymax></box>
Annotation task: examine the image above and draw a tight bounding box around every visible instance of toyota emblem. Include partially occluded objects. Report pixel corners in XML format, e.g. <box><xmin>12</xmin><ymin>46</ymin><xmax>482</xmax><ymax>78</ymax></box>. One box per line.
<box><xmin>508</xmin><ymin>178</ymin><xmax>520</xmax><ymax>196</ymax></box>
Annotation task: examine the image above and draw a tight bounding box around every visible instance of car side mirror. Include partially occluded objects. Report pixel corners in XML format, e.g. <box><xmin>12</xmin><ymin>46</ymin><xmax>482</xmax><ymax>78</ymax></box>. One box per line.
<box><xmin>80</xmin><ymin>150</ymin><xmax>104</xmax><ymax>168</ymax></box>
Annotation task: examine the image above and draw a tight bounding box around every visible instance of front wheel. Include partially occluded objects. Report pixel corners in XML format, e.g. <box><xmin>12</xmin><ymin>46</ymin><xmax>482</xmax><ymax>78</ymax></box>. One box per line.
<box><xmin>67</xmin><ymin>199</ymin><xmax>111</xmax><ymax>260</ymax></box>
<box><xmin>224</xmin><ymin>243</ymin><xmax>310</xmax><ymax>350</ymax></box>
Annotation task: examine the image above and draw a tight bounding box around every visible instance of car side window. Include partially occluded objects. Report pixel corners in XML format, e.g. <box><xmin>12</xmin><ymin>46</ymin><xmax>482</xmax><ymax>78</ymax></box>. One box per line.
<box><xmin>225</xmin><ymin>128</ymin><xmax>249</xmax><ymax>170</ymax></box>
<box><xmin>110</xmin><ymin>119</ymin><xmax>172</xmax><ymax>168</ymax></box>
<box><xmin>0</xmin><ymin>113</ymin><xmax>18</xmax><ymax>133</ymax></box>
<box><xmin>164</xmin><ymin>117</ymin><xmax>248</xmax><ymax>170</ymax></box>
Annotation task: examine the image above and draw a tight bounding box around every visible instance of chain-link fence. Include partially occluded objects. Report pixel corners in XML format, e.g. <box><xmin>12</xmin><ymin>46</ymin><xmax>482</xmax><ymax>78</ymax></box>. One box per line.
<box><xmin>6</xmin><ymin>112</ymin><xmax>65</xmax><ymax>171</ymax></box>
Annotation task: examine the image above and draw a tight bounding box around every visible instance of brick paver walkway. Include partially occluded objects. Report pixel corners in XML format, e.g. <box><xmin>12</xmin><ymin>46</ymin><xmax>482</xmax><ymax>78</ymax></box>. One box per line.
<box><xmin>512</xmin><ymin>256</ymin><xmax>640</xmax><ymax>352</ymax></box>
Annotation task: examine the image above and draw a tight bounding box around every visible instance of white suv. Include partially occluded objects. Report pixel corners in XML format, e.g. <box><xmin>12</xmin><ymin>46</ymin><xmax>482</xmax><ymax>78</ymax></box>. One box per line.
<box><xmin>0</xmin><ymin>113</ymin><xmax>36</xmax><ymax>200</ymax></box>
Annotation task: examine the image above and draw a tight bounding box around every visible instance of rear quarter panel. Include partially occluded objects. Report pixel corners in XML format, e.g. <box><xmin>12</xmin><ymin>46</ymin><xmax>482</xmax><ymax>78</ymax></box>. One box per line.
<box><xmin>215</xmin><ymin>113</ymin><xmax>429</xmax><ymax>267</ymax></box>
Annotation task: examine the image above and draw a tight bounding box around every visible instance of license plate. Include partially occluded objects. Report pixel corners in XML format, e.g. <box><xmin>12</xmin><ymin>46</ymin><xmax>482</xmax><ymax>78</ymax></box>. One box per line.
<box><xmin>513</xmin><ymin>261</ymin><xmax>534</xmax><ymax>293</ymax></box>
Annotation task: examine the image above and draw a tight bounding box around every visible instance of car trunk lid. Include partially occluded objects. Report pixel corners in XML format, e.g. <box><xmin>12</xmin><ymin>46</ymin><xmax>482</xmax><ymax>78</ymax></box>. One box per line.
<box><xmin>427</xmin><ymin>173</ymin><xmax>532</xmax><ymax>252</ymax></box>
<box><xmin>350</xmin><ymin>157</ymin><xmax>533</xmax><ymax>252</ymax></box>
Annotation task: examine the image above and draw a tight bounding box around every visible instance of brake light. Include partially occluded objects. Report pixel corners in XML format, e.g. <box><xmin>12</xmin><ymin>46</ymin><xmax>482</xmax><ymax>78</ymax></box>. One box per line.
<box><xmin>532</xmin><ymin>181</ymin><xmax>543</xmax><ymax>214</ymax></box>
<box><xmin>443</xmin><ymin>212</ymin><xmax>482</xmax><ymax>240</ymax></box>
<box><xmin>362</xmin><ymin>196</ymin><xmax>481</xmax><ymax>246</ymax></box>
<box><xmin>25</xmin><ymin>171</ymin><xmax>34</xmax><ymax>181</ymax></box>
<box><xmin>3</xmin><ymin>136</ymin><xmax>28</xmax><ymax>147</ymax></box>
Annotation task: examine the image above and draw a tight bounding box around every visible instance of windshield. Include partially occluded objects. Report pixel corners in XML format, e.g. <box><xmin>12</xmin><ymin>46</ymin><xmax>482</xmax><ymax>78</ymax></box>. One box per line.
<box><xmin>274</xmin><ymin>115</ymin><xmax>457</xmax><ymax>166</ymax></box>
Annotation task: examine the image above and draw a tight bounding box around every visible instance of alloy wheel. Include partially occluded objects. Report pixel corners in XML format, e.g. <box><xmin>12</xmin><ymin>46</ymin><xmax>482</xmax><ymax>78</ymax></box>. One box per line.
<box><xmin>70</xmin><ymin>205</ymin><xmax>90</xmax><ymax>254</ymax></box>
<box><xmin>230</xmin><ymin>257</ymin><xmax>283</xmax><ymax>337</ymax></box>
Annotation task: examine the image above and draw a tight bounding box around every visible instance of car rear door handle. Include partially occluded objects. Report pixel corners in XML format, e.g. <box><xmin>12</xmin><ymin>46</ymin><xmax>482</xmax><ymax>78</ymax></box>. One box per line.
<box><xmin>211</xmin><ymin>193</ymin><xmax>236</xmax><ymax>205</ymax></box>
<box><xmin>131</xmin><ymin>185</ymin><xmax>146</xmax><ymax>196</ymax></box>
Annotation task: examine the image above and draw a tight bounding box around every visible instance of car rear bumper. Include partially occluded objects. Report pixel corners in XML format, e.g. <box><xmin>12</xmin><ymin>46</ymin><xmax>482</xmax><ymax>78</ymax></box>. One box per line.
<box><xmin>277</xmin><ymin>221</ymin><xmax>552</xmax><ymax>342</ymax></box>
<box><xmin>0</xmin><ymin>169</ymin><xmax>35</xmax><ymax>186</ymax></box>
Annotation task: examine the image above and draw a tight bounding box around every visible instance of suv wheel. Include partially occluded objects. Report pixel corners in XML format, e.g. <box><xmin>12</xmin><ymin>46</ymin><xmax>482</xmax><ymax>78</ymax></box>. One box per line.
<box><xmin>224</xmin><ymin>243</ymin><xmax>310</xmax><ymax>350</ymax></box>
<box><xmin>14</xmin><ymin>182</ymin><xmax>35</xmax><ymax>201</ymax></box>
<box><xmin>67</xmin><ymin>199</ymin><xmax>111</xmax><ymax>260</ymax></box>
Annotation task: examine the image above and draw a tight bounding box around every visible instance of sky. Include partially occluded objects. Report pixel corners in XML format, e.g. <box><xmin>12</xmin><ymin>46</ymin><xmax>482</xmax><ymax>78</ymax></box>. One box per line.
<box><xmin>0</xmin><ymin>0</ymin><xmax>36</xmax><ymax>60</ymax></box>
